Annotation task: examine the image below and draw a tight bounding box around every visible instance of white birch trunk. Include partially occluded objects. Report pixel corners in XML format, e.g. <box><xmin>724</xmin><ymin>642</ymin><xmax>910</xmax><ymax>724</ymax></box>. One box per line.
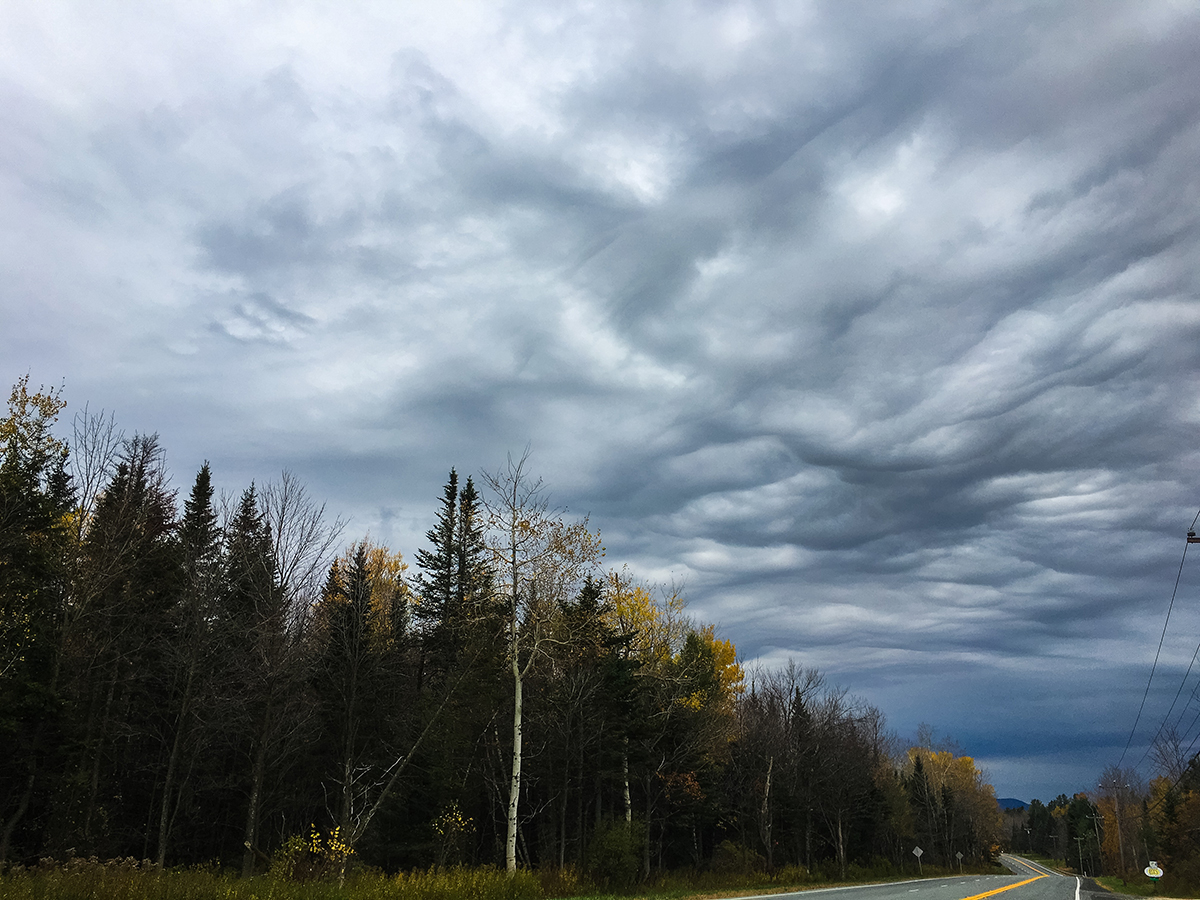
<box><xmin>506</xmin><ymin>649</ymin><xmax>523</xmax><ymax>873</ymax></box>
<box><xmin>622</xmin><ymin>741</ymin><xmax>632</xmax><ymax>826</ymax></box>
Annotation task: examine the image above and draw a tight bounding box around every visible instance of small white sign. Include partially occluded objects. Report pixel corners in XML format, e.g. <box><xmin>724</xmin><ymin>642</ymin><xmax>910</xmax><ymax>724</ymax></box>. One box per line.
<box><xmin>913</xmin><ymin>847</ymin><xmax>924</xmax><ymax>858</ymax></box>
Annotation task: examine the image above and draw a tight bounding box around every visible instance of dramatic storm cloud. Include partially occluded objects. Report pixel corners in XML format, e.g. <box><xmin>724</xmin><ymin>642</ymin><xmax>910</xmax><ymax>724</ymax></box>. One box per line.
<box><xmin>4</xmin><ymin>0</ymin><xmax>1200</xmax><ymax>801</ymax></box>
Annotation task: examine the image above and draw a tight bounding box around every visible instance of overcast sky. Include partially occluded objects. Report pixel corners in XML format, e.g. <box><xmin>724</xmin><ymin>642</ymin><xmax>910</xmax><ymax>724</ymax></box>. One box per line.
<box><xmin>4</xmin><ymin>0</ymin><xmax>1200</xmax><ymax>803</ymax></box>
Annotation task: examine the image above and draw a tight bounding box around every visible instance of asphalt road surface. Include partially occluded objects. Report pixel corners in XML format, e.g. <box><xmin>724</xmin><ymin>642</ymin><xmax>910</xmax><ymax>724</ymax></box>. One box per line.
<box><xmin>737</xmin><ymin>854</ymin><xmax>1125</xmax><ymax>900</ymax></box>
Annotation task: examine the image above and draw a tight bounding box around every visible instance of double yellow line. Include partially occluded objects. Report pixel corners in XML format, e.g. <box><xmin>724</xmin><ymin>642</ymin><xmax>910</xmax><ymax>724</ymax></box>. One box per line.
<box><xmin>960</xmin><ymin>875</ymin><xmax>1047</xmax><ymax>900</ymax></box>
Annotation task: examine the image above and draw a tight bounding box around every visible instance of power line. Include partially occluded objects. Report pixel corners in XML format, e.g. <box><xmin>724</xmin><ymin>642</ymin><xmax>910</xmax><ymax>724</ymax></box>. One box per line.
<box><xmin>1116</xmin><ymin>508</ymin><xmax>1200</xmax><ymax>770</ymax></box>
<box><xmin>1136</xmin><ymin>599</ymin><xmax>1200</xmax><ymax>771</ymax></box>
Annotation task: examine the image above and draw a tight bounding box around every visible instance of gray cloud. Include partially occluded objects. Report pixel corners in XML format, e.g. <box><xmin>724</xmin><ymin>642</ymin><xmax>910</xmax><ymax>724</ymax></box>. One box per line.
<box><xmin>3</xmin><ymin>0</ymin><xmax>1200</xmax><ymax>802</ymax></box>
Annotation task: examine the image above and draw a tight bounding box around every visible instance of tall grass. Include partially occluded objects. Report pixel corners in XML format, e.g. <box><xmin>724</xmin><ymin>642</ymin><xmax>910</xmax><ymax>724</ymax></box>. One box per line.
<box><xmin>0</xmin><ymin>854</ymin><xmax>1005</xmax><ymax>900</ymax></box>
<box><xmin>0</xmin><ymin>859</ymin><xmax>542</xmax><ymax>900</ymax></box>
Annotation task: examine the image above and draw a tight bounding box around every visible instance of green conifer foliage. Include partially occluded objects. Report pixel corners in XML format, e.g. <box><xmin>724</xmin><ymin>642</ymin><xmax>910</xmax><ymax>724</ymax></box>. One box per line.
<box><xmin>155</xmin><ymin>463</ymin><xmax>223</xmax><ymax>866</ymax></box>
<box><xmin>416</xmin><ymin>471</ymin><xmax>457</xmax><ymax>613</ymax></box>
<box><xmin>0</xmin><ymin>378</ymin><xmax>72</xmax><ymax>865</ymax></box>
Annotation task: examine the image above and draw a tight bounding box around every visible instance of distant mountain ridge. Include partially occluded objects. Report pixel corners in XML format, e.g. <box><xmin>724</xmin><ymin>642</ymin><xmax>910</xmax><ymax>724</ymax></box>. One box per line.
<box><xmin>998</xmin><ymin>798</ymin><xmax>1027</xmax><ymax>810</ymax></box>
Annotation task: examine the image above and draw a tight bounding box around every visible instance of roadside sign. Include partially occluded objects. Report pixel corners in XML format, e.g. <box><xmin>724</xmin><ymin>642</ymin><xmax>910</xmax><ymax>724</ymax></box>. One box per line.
<box><xmin>913</xmin><ymin>847</ymin><xmax>923</xmax><ymax>858</ymax></box>
<box><xmin>1145</xmin><ymin>861</ymin><xmax>1163</xmax><ymax>880</ymax></box>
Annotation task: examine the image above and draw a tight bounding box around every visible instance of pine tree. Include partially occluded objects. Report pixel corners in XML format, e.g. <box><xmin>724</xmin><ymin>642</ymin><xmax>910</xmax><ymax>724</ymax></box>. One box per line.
<box><xmin>156</xmin><ymin>463</ymin><xmax>222</xmax><ymax>865</ymax></box>
<box><xmin>179</xmin><ymin>463</ymin><xmax>220</xmax><ymax>575</ymax></box>
<box><xmin>312</xmin><ymin>540</ymin><xmax>412</xmax><ymax>847</ymax></box>
<box><xmin>415</xmin><ymin>470</ymin><xmax>457</xmax><ymax>636</ymax></box>
<box><xmin>416</xmin><ymin>471</ymin><xmax>498</xmax><ymax>673</ymax></box>
<box><xmin>223</xmin><ymin>484</ymin><xmax>275</xmax><ymax>626</ymax></box>
<box><xmin>220</xmin><ymin>484</ymin><xmax>291</xmax><ymax>875</ymax></box>
<box><xmin>0</xmin><ymin>378</ymin><xmax>72</xmax><ymax>864</ymax></box>
<box><xmin>454</xmin><ymin>476</ymin><xmax>492</xmax><ymax>615</ymax></box>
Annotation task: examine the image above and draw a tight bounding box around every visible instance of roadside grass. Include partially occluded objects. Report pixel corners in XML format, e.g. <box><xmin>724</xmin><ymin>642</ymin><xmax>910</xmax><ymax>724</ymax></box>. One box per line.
<box><xmin>0</xmin><ymin>858</ymin><xmax>1008</xmax><ymax>900</ymax></box>
<box><xmin>1092</xmin><ymin>875</ymin><xmax>1200</xmax><ymax>899</ymax></box>
<box><xmin>0</xmin><ymin>861</ymin><xmax>543</xmax><ymax>900</ymax></box>
<box><xmin>1093</xmin><ymin>876</ymin><xmax>1158</xmax><ymax>897</ymax></box>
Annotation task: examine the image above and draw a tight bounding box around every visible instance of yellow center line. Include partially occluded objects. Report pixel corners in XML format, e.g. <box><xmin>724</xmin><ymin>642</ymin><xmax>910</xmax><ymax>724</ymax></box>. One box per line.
<box><xmin>959</xmin><ymin>875</ymin><xmax>1047</xmax><ymax>900</ymax></box>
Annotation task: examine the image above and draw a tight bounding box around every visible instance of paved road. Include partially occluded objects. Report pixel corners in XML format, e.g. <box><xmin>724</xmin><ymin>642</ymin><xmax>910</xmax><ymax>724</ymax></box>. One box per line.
<box><xmin>737</xmin><ymin>853</ymin><xmax>1118</xmax><ymax>900</ymax></box>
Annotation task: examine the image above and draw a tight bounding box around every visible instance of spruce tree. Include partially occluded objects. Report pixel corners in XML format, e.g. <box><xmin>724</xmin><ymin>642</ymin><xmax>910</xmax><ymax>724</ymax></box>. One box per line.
<box><xmin>454</xmin><ymin>476</ymin><xmax>494</xmax><ymax>621</ymax></box>
<box><xmin>223</xmin><ymin>484</ymin><xmax>275</xmax><ymax>626</ymax></box>
<box><xmin>156</xmin><ymin>463</ymin><xmax>222</xmax><ymax>866</ymax></box>
<box><xmin>179</xmin><ymin>462</ymin><xmax>220</xmax><ymax>576</ymax></box>
<box><xmin>64</xmin><ymin>435</ymin><xmax>178</xmax><ymax>857</ymax></box>
<box><xmin>0</xmin><ymin>379</ymin><xmax>72</xmax><ymax>865</ymax></box>
<box><xmin>415</xmin><ymin>469</ymin><xmax>457</xmax><ymax>635</ymax></box>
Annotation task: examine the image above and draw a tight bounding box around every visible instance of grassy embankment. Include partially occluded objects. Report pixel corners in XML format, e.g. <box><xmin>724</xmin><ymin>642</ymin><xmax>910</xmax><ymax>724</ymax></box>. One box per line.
<box><xmin>1091</xmin><ymin>876</ymin><xmax>1161</xmax><ymax>897</ymax></box>
<box><xmin>1014</xmin><ymin>857</ymin><xmax>1173</xmax><ymax>898</ymax></box>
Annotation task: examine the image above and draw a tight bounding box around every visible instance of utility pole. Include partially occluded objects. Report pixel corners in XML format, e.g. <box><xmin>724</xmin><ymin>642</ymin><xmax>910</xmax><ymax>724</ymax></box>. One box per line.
<box><xmin>1088</xmin><ymin>814</ymin><xmax>1105</xmax><ymax>875</ymax></box>
<box><xmin>1075</xmin><ymin>836</ymin><xmax>1086</xmax><ymax>875</ymax></box>
<box><xmin>1114</xmin><ymin>791</ymin><xmax>1126</xmax><ymax>874</ymax></box>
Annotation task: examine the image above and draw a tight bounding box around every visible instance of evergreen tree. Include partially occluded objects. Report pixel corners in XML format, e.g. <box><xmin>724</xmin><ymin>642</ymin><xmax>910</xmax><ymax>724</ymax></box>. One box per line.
<box><xmin>454</xmin><ymin>476</ymin><xmax>492</xmax><ymax>616</ymax></box>
<box><xmin>415</xmin><ymin>471</ymin><xmax>497</xmax><ymax>673</ymax></box>
<box><xmin>312</xmin><ymin>540</ymin><xmax>413</xmax><ymax>849</ymax></box>
<box><xmin>0</xmin><ymin>378</ymin><xmax>72</xmax><ymax>864</ymax></box>
<box><xmin>58</xmin><ymin>434</ymin><xmax>178</xmax><ymax>857</ymax></box>
<box><xmin>155</xmin><ymin>463</ymin><xmax>222</xmax><ymax>865</ymax></box>
<box><xmin>220</xmin><ymin>484</ymin><xmax>292</xmax><ymax>875</ymax></box>
<box><xmin>179</xmin><ymin>463</ymin><xmax>220</xmax><ymax>575</ymax></box>
<box><xmin>223</xmin><ymin>484</ymin><xmax>275</xmax><ymax>627</ymax></box>
<box><xmin>415</xmin><ymin>472</ymin><xmax>456</xmax><ymax>633</ymax></box>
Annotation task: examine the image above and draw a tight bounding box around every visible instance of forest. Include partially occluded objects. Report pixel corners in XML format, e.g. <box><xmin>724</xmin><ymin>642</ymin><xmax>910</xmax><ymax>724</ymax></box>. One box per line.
<box><xmin>1</xmin><ymin>377</ymin><xmax>1004</xmax><ymax>882</ymax></box>
<box><xmin>1003</xmin><ymin>754</ymin><xmax>1200</xmax><ymax>895</ymax></box>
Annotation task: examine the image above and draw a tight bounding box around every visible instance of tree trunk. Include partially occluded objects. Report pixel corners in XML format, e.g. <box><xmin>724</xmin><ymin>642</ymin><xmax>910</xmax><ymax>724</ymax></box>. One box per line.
<box><xmin>836</xmin><ymin>813</ymin><xmax>846</xmax><ymax>880</ymax></box>
<box><xmin>805</xmin><ymin>805</ymin><xmax>812</xmax><ymax>872</ymax></box>
<box><xmin>559</xmin><ymin>735</ymin><xmax>569</xmax><ymax>869</ymax></box>
<box><xmin>506</xmin><ymin>650</ymin><xmax>523</xmax><ymax>874</ymax></box>
<box><xmin>83</xmin><ymin>663</ymin><xmax>119</xmax><ymax>845</ymax></box>
<box><xmin>0</xmin><ymin>772</ymin><xmax>36</xmax><ymax>864</ymax></box>
<box><xmin>623</xmin><ymin>740</ymin><xmax>632</xmax><ymax>826</ymax></box>
<box><xmin>760</xmin><ymin>755</ymin><xmax>774</xmax><ymax>871</ymax></box>
<box><xmin>241</xmin><ymin>707</ymin><xmax>271</xmax><ymax>877</ymax></box>
<box><xmin>156</xmin><ymin>664</ymin><xmax>195</xmax><ymax>867</ymax></box>
<box><xmin>642</xmin><ymin>778</ymin><xmax>652</xmax><ymax>878</ymax></box>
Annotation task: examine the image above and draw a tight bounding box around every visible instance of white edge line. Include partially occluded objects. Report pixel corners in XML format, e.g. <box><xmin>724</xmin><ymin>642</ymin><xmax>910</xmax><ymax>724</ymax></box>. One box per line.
<box><xmin>735</xmin><ymin>871</ymin><xmax>1025</xmax><ymax>900</ymax></box>
<box><xmin>733</xmin><ymin>879</ymin><xmax>932</xmax><ymax>900</ymax></box>
<box><xmin>1075</xmin><ymin>877</ymin><xmax>1081</xmax><ymax>900</ymax></box>
<box><xmin>738</xmin><ymin>856</ymin><xmax>1050</xmax><ymax>900</ymax></box>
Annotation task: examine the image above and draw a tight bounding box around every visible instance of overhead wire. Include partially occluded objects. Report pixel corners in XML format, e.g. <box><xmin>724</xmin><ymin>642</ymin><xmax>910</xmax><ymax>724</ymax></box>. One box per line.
<box><xmin>1136</xmin><ymin>600</ymin><xmax>1200</xmax><ymax>771</ymax></box>
<box><xmin>1163</xmin><ymin>663</ymin><xmax>1200</xmax><ymax>763</ymax></box>
<box><xmin>1116</xmin><ymin>507</ymin><xmax>1200</xmax><ymax>771</ymax></box>
<box><xmin>1155</xmin><ymin>513</ymin><xmax>1200</xmax><ymax>760</ymax></box>
<box><xmin>1144</xmin><ymin>705</ymin><xmax>1200</xmax><ymax>817</ymax></box>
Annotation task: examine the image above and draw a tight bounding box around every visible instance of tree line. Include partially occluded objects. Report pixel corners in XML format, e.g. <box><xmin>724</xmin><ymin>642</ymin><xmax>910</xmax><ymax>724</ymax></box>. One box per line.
<box><xmin>1006</xmin><ymin>751</ymin><xmax>1200</xmax><ymax>893</ymax></box>
<box><xmin>1</xmin><ymin>378</ymin><xmax>1003</xmax><ymax>879</ymax></box>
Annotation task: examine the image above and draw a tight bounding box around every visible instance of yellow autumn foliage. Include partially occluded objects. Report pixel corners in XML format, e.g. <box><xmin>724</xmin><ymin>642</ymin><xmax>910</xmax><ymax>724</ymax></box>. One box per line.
<box><xmin>603</xmin><ymin>566</ymin><xmax>689</xmax><ymax>667</ymax></box>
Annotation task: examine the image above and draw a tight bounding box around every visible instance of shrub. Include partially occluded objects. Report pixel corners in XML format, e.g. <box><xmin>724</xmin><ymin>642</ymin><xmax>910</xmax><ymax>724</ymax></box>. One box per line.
<box><xmin>586</xmin><ymin>820</ymin><xmax>646</xmax><ymax>890</ymax></box>
<box><xmin>710</xmin><ymin>840</ymin><xmax>765</xmax><ymax>875</ymax></box>
<box><xmin>538</xmin><ymin>865</ymin><xmax>586</xmax><ymax>897</ymax></box>
<box><xmin>393</xmin><ymin>866</ymin><xmax>543</xmax><ymax>900</ymax></box>
<box><xmin>771</xmin><ymin>863</ymin><xmax>810</xmax><ymax>885</ymax></box>
<box><xmin>269</xmin><ymin>825</ymin><xmax>355</xmax><ymax>883</ymax></box>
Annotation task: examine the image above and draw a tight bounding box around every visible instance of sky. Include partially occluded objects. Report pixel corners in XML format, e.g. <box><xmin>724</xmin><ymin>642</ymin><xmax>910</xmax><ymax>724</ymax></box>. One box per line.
<box><xmin>3</xmin><ymin>0</ymin><xmax>1200</xmax><ymax>804</ymax></box>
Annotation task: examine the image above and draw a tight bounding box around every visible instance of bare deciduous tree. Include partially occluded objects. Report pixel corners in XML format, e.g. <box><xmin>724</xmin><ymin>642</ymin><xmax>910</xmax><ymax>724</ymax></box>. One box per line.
<box><xmin>483</xmin><ymin>450</ymin><xmax>602</xmax><ymax>874</ymax></box>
